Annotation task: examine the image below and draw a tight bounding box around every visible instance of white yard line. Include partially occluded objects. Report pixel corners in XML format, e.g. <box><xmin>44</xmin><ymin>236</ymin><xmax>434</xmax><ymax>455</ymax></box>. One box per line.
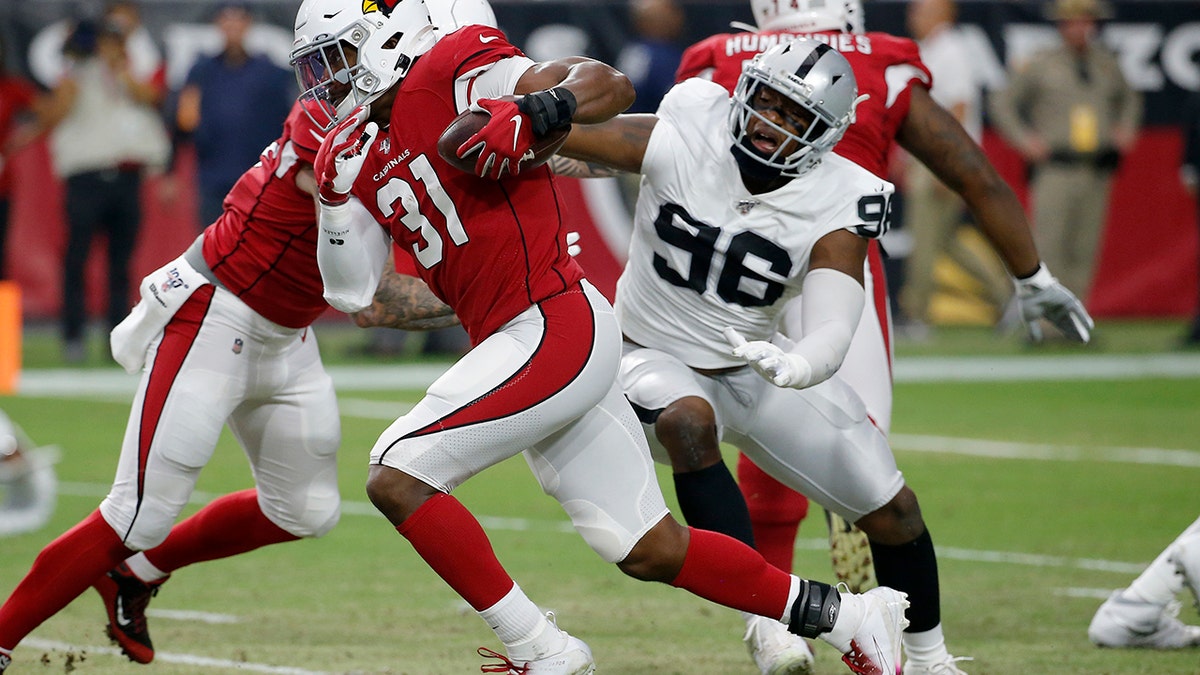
<box><xmin>55</xmin><ymin>480</ymin><xmax>1151</xmax><ymax>575</ymax></box>
<box><xmin>21</xmin><ymin>638</ymin><xmax>330</xmax><ymax>674</ymax></box>
<box><xmin>890</xmin><ymin>434</ymin><xmax>1200</xmax><ymax>467</ymax></box>
<box><xmin>13</xmin><ymin>353</ymin><xmax>1200</xmax><ymax>398</ymax></box>
<box><xmin>146</xmin><ymin>609</ymin><xmax>240</xmax><ymax>624</ymax></box>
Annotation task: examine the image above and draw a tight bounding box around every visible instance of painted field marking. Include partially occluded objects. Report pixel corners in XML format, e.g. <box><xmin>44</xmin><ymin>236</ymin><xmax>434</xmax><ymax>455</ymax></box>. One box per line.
<box><xmin>147</xmin><ymin>609</ymin><xmax>240</xmax><ymax>624</ymax></box>
<box><xmin>15</xmin><ymin>353</ymin><xmax>1200</xmax><ymax>399</ymax></box>
<box><xmin>21</xmin><ymin>637</ymin><xmax>330</xmax><ymax>674</ymax></box>
<box><xmin>54</xmin><ymin>481</ymin><xmax>1148</xmax><ymax>575</ymax></box>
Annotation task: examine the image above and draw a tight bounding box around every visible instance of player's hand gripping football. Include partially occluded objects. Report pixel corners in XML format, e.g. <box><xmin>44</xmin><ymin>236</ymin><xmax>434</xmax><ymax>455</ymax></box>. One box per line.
<box><xmin>1014</xmin><ymin>264</ymin><xmax>1094</xmax><ymax>343</ymax></box>
<box><xmin>722</xmin><ymin>327</ymin><xmax>813</xmax><ymax>389</ymax></box>
<box><xmin>315</xmin><ymin>106</ymin><xmax>378</xmax><ymax>206</ymax></box>
<box><xmin>458</xmin><ymin>97</ymin><xmax>537</xmax><ymax>180</ymax></box>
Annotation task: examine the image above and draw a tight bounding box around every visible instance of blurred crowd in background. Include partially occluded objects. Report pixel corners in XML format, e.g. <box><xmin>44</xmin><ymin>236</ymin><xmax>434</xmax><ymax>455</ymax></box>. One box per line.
<box><xmin>0</xmin><ymin>0</ymin><xmax>1197</xmax><ymax>365</ymax></box>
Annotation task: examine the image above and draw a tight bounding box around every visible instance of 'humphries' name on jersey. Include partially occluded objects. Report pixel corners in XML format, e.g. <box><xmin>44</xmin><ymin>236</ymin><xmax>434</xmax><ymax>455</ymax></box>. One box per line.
<box><xmin>723</xmin><ymin>32</ymin><xmax>872</xmax><ymax>58</ymax></box>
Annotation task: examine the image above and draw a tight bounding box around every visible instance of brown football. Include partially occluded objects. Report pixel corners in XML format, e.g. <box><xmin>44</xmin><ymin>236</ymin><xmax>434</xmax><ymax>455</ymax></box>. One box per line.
<box><xmin>437</xmin><ymin>95</ymin><xmax>571</xmax><ymax>176</ymax></box>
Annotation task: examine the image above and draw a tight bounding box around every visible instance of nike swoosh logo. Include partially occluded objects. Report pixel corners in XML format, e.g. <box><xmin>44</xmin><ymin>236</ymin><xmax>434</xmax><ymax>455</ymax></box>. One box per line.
<box><xmin>115</xmin><ymin>595</ymin><xmax>133</xmax><ymax>628</ymax></box>
<box><xmin>479</xmin><ymin>34</ymin><xmax>499</xmax><ymax>43</ymax></box>
<box><xmin>509</xmin><ymin>114</ymin><xmax>523</xmax><ymax>152</ymax></box>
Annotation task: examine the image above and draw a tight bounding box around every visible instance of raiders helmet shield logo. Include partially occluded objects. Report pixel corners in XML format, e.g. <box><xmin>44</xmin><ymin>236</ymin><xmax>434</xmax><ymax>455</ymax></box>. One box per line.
<box><xmin>736</xmin><ymin>199</ymin><xmax>760</xmax><ymax>215</ymax></box>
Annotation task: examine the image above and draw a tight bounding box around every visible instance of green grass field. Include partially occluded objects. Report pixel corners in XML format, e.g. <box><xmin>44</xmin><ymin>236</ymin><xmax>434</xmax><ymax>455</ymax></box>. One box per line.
<box><xmin>2</xmin><ymin>320</ymin><xmax>1199</xmax><ymax>674</ymax></box>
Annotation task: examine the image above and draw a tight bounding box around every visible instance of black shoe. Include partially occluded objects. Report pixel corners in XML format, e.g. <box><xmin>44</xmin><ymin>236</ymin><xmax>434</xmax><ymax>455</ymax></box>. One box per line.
<box><xmin>92</xmin><ymin>562</ymin><xmax>167</xmax><ymax>664</ymax></box>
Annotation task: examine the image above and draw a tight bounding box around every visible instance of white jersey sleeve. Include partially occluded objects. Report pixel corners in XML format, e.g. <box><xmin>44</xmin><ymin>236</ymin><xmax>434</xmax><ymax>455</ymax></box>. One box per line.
<box><xmin>616</xmin><ymin>80</ymin><xmax>894</xmax><ymax>369</ymax></box>
<box><xmin>454</xmin><ymin>55</ymin><xmax>536</xmax><ymax>113</ymax></box>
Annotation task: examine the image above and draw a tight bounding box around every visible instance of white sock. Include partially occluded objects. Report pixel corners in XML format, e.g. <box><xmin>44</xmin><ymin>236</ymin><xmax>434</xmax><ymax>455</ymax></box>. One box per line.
<box><xmin>821</xmin><ymin>590</ymin><xmax>866</xmax><ymax>653</ymax></box>
<box><xmin>1121</xmin><ymin>532</ymin><xmax>1200</xmax><ymax>606</ymax></box>
<box><xmin>903</xmin><ymin>624</ymin><xmax>950</xmax><ymax>665</ymax></box>
<box><xmin>477</xmin><ymin>584</ymin><xmax>565</xmax><ymax>662</ymax></box>
<box><xmin>124</xmin><ymin>552</ymin><xmax>169</xmax><ymax>583</ymax></box>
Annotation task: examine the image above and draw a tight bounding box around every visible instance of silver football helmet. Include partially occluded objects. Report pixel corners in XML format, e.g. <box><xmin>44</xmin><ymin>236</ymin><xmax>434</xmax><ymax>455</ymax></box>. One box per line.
<box><xmin>729</xmin><ymin>39</ymin><xmax>861</xmax><ymax>178</ymax></box>
<box><xmin>291</xmin><ymin>0</ymin><xmax>437</xmax><ymax>130</ymax></box>
<box><xmin>750</xmin><ymin>0</ymin><xmax>862</xmax><ymax>33</ymax></box>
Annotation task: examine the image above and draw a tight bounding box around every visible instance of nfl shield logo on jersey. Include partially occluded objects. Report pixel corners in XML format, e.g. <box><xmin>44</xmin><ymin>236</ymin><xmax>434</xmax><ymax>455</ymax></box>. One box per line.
<box><xmin>736</xmin><ymin>199</ymin><xmax>760</xmax><ymax>215</ymax></box>
<box><xmin>232</xmin><ymin>338</ymin><xmax>244</xmax><ymax>355</ymax></box>
<box><xmin>379</xmin><ymin>138</ymin><xmax>390</xmax><ymax>155</ymax></box>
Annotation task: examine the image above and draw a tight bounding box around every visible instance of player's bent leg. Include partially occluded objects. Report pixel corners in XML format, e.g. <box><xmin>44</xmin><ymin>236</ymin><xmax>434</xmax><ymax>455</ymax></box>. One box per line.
<box><xmin>385</xmin><ymin>481</ymin><xmax>586</xmax><ymax>671</ymax></box>
<box><xmin>0</xmin><ymin>510</ymin><xmax>135</xmax><ymax>661</ymax></box>
<box><xmin>738</xmin><ymin>453</ymin><xmax>809</xmax><ymax>572</ymax></box>
<box><xmin>854</xmin><ymin>487</ymin><xmax>969</xmax><ymax>673</ymax></box>
<box><xmin>657</xmin><ymin>397</ymin><xmax>757</xmax><ymax>548</ymax></box>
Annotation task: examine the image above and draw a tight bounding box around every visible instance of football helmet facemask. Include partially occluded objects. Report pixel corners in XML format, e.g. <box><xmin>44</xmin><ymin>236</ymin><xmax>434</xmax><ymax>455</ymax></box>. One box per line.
<box><xmin>750</xmin><ymin>0</ymin><xmax>862</xmax><ymax>33</ymax></box>
<box><xmin>729</xmin><ymin>39</ymin><xmax>862</xmax><ymax>178</ymax></box>
<box><xmin>291</xmin><ymin>0</ymin><xmax>437</xmax><ymax>131</ymax></box>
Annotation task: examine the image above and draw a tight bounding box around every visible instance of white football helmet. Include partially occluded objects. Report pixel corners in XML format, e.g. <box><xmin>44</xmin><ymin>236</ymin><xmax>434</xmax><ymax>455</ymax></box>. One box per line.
<box><xmin>429</xmin><ymin>0</ymin><xmax>497</xmax><ymax>36</ymax></box>
<box><xmin>729</xmin><ymin>39</ymin><xmax>861</xmax><ymax>178</ymax></box>
<box><xmin>750</xmin><ymin>0</ymin><xmax>862</xmax><ymax>33</ymax></box>
<box><xmin>291</xmin><ymin>0</ymin><xmax>437</xmax><ymax>130</ymax></box>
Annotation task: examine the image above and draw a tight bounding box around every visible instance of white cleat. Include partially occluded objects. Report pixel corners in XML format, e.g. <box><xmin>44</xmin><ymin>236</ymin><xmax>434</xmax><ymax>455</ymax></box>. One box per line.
<box><xmin>903</xmin><ymin>655</ymin><xmax>973</xmax><ymax>674</ymax></box>
<box><xmin>838</xmin><ymin>587</ymin><xmax>910</xmax><ymax>675</ymax></box>
<box><xmin>744</xmin><ymin>614</ymin><xmax>815</xmax><ymax>675</ymax></box>
<box><xmin>479</xmin><ymin>613</ymin><xmax>596</xmax><ymax>675</ymax></box>
<box><xmin>1088</xmin><ymin>591</ymin><xmax>1200</xmax><ymax>649</ymax></box>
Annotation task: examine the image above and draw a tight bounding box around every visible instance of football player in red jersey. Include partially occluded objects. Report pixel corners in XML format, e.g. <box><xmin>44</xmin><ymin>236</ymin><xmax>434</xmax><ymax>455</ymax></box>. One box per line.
<box><xmin>0</xmin><ymin>102</ymin><xmax>457</xmax><ymax>673</ymax></box>
<box><xmin>654</xmin><ymin>1</ymin><xmax>1092</xmax><ymax>673</ymax></box>
<box><xmin>0</xmin><ymin>3</ymin><xmax>499</xmax><ymax>671</ymax></box>
<box><xmin>294</xmin><ymin>0</ymin><xmax>911</xmax><ymax>672</ymax></box>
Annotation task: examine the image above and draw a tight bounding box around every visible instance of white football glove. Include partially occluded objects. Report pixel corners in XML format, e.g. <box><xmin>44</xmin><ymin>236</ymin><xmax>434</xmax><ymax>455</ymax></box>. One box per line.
<box><xmin>1014</xmin><ymin>264</ymin><xmax>1094</xmax><ymax>343</ymax></box>
<box><xmin>723</xmin><ymin>327</ymin><xmax>813</xmax><ymax>389</ymax></box>
<box><xmin>566</xmin><ymin>231</ymin><xmax>581</xmax><ymax>257</ymax></box>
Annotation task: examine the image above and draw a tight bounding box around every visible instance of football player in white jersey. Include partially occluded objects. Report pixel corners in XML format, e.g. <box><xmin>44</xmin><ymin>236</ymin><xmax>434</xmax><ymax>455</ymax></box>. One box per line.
<box><xmin>559</xmin><ymin>39</ymin><xmax>967</xmax><ymax>675</ymax></box>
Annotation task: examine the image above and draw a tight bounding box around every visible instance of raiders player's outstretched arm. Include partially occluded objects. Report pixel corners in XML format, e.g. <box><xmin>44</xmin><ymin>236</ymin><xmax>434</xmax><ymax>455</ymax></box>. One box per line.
<box><xmin>558</xmin><ymin>114</ymin><xmax>658</xmax><ymax>175</ymax></box>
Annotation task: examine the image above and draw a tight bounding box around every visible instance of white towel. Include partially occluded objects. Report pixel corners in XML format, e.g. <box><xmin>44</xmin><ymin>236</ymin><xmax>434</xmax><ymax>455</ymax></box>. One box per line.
<box><xmin>110</xmin><ymin>253</ymin><xmax>210</xmax><ymax>374</ymax></box>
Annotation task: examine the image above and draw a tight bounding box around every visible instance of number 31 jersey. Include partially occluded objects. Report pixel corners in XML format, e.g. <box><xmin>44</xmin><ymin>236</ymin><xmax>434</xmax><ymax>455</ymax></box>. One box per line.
<box><xmin>615</xmin><ymin>78</ymin><xmax>894</xmax><ymax>370</ymax></box>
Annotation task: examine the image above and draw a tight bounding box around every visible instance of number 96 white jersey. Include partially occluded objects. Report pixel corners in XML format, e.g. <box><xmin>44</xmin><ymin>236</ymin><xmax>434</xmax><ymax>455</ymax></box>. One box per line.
<box><xmin>615</xmin><ymin>78</ymin><xmax>894</xmax><ymax>370</ymax></box>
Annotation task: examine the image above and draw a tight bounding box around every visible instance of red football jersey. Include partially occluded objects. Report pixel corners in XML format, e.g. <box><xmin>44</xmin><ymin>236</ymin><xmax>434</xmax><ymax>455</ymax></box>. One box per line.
<box><xmin>202</xmin><ymin>102</ymin><xmax>328</xmax><ymax>328</ymax></box>
<box><xmin>676</xmin><ymin>29</ymin><xmax>932</xmax><ymax>179</ymax></box>
<box><xmin>0</xmin><ymin>76</ymin><xmax>36</xmax><ymax>196</ymax></box>
<box><xmin>348</xmin><ymin>26</ymin><xmax>585</xmax><ymax>345</ymax></box>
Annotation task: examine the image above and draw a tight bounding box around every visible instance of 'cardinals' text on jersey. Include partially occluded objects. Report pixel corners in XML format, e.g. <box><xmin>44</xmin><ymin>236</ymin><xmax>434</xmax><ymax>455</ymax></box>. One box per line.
<box><xmin>201</xmin><ymin>102</ymin><xmax>327</xmax><ymax>328</ymax></box>
<box><xmin>615</xmin><ymin>79</ymin><xmax>893</xmax><ymax>369</ymax></box>
<box><xmin>676</xmin><ymin>29</ymin><xmax>932</xmax><ymax>178</ymax></box>
<box><xmin>347</xmin><ymin>26</ymin><xmax>585</xmax><ymax>345</ymax></box>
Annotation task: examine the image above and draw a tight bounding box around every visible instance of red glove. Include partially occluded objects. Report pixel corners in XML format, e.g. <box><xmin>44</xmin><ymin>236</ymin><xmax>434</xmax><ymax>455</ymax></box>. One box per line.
<box><xmin>458</xmin><ymin>97</ymin><xmax>537</xmax><ymax>180</ymax></box>
<box><xmin>314</xmin><ymin>107</ymin><xmax>376</xmax><ymax>206</ymax></box>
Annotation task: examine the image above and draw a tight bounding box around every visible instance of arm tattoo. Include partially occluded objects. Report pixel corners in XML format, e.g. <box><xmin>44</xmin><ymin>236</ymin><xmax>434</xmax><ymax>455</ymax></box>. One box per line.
<box><xmin>547</xmin><ymin>155</ymin><xmax>626</xmax><ymax>178</ymax></box>
<box><xmin>352</xmin><ymin>270</ymin><xmax>459</xmax><ymax>330</ymax></box>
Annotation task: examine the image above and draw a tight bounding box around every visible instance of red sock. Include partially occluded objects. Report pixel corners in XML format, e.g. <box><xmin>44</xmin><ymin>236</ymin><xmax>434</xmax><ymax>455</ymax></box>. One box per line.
<box><xmin>396</xmin><ymin>493</ymin><xmax>513</xmax><ymax>611</ymax></box>
<box><xmin>670</xmin><ymin>527</ymin><xmax>792</xmax><ymax>620</ymax></box>
<box><xmin>738</xmin><ymin>453</ymin><xmax>809</xmax><ymax>573</ymax></box>
<box><xmin>145</xmin><ymin>489</ymin><xmax>298</xmax><ymax>573</ymax></box>
<box><xmin>0</xmin><ymin>510</ymin><xmax>132</xmax><ymax>650</ymax></box>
